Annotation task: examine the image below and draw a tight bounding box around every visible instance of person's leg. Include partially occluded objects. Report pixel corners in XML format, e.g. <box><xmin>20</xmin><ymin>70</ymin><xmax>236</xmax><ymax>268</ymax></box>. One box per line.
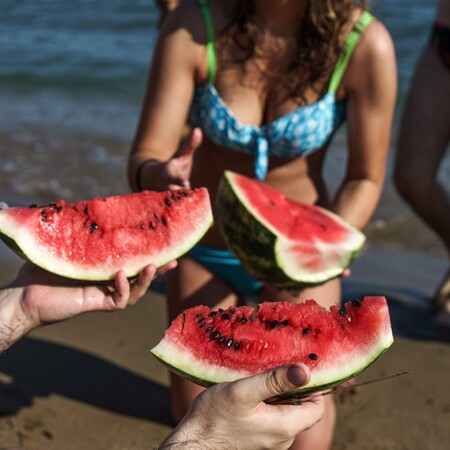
<box><xmin>166</xmin><ymin>256</ymin><xmax>239</xmax><ymax>423</ymax></box>
<box><xmin>263</xmin><ymin>277</ymin><xmax>341</xmax><ymax>450</ymax></box>
<box><xmin>394</xmin><ymin>45</ymin><xmax>450</xmax><ymax>310</ymax></box>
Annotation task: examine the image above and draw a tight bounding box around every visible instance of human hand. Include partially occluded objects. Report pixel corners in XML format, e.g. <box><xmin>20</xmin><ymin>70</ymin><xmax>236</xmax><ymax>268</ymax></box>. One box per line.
<box><xmin>159</xmin><ymin>363</ymin><xmax>324</xmax><ymax>450</ymax></box>
<box><xmin>0</xmin><ymin>259</ymin><xmax>176</xmax><ymax>351</ymax></box>
<box><xmin>152</xmin><ymin>127</ymin><xmax>202</xmax><ymax>191</ymax></box>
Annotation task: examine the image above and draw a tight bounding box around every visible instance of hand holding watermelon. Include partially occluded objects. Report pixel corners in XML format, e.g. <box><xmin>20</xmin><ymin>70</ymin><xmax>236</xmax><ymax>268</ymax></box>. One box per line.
<box><xmin>159</xmin><ymin>363</ymin><xmax>324</xmax><ymax>450</ymax></box>
<box><xmin>0</xmin><ymin>260</ymin><xmax>176</xmax><ymax>353</ymax></box>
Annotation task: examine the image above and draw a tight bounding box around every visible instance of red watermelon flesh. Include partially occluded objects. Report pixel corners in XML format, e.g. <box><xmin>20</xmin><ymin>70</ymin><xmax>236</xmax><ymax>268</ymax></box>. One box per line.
<box><xmin>0</xmin><ymin>189</ymin><xmax>213</xmax><ymax>280</ymax></box>
<box><xmin>151</xmin><ymin>297</ymin><xmax>393</xmax><ymax>395</ymax></box>
<box><xmin>216</xmin><ymin>171</ymin><xmax>366</xmax><ymax>286</ymax></box>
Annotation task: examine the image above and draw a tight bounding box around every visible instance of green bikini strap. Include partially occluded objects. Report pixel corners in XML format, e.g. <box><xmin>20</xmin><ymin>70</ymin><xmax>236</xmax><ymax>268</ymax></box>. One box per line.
<box><xmin>328</xmin><ymin>11</ymin><xmax>375</xmax><ymax>94</ymax></box>
<box><xmin>197</xmin><ymin>0</ymin><xmax>217</xmax><ymax>83</ymax></box>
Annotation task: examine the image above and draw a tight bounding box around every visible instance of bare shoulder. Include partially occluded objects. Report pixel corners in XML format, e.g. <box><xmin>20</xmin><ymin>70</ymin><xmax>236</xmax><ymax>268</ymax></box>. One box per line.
<box><xmin>159</xmin><ymin>0</ymin><xmax>228</xmax><ymax>43</ymax></box>
<box><xmin>344</xmin><ymin>14</ymin><xmax>397</xmax><ymax>97</ymax></box>
<box><xmin>158</xmin><ymin>0</ymin><xmax>205</xmax><ymax>41</ymax></box>
<box><xmin>355</xmin><ymin>17</ymin><xmax>396</xmax><ymax>66</ymax></box>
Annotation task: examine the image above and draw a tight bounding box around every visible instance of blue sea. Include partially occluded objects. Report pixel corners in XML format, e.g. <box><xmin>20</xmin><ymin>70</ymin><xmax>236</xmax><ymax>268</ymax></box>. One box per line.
<box><xmin>0</xmin><ymin>0</ymin><xmax>448</xmax><ymax>255</ymax></box>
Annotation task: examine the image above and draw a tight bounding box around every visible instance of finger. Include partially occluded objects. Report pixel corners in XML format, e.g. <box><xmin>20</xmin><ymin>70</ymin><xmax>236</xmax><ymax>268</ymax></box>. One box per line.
<box><xmin>275</xmin><ymin>395</ymin><xmax>325</xmax><ymax>434</ymax></box>
<box><xmin>113</xmin><ymin>269</ymin><xmax>131</xmax><ymax>309</ymax></box>
<box><xmin>230</xmin><ymin>363</ymin><xmax>311</xmax><ymax>406</ymax></box>
<box><xmin>128</xmin><ymin>264</ymin><xmax>157</xmax><ymax>303</ymax></box>
<box><xmin>169</xmin><ymin>181</ymin><xmax>191</xmax><ymax>190</ymax></box>
<box><xmin>155</xmin><ymin>260</ymin><xmax>178</xmax><ymax>277</ymax></box>
<box><xmin>176</xmin><ymin>127</ymin><xmax>203</xmax><ymax>158</ymax></box>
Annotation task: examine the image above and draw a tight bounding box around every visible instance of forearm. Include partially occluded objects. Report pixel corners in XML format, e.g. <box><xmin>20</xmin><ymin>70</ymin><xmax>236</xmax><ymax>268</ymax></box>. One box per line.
<box><xmin>158</xmin><ymin>414</ymin><xmax>231</xmax><ymax>450</ymax></box>
<box><xmin>0</xmin><ymin>286</ymin><xmax>32</xmax><ymax>353</ymax></box>
<box><xmin>331</xmin><ymin>178</ymin><xmax>383</xmax><ymax>230</ymax></box>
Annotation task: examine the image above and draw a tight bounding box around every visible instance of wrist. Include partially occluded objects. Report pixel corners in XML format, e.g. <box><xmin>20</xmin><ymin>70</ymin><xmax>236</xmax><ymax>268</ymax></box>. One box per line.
<box><xmin>135</xmin><ymin>159</ymin><xmax>163</xmax><ymax>191</ymax></box>
<box><xmin>159</xmin><ymin>412</ymin><xmax>230</xmax><ymax>450</ymax></box>
<box><xmin>0</xmin><ymin>286</ymin><xmax>34</xmax><ymax>353</ymax></box>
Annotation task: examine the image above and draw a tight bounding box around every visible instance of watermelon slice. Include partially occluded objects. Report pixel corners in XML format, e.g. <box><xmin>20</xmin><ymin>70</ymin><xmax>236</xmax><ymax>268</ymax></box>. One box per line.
<box><xmin>0</xmin><ymin>189</ymin><xmax>213</xmax><ymax>280</ymax></box>
<box><xmin>216</xmin><ymin>171</ymin><xmax>366</xmax><ymax>288</ymax></box>
<box><xmin>151</xmin><ymin>297</ymin><xmax>393</xmax><ymax>396</ymax></box>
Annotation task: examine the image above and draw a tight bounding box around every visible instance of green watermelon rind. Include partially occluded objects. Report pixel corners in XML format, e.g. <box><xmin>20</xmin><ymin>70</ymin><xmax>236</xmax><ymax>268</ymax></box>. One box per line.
<box><xmin>0</xmin><ymin>231</ymin><xmax>30</xmax><ymax>262</ymax></box>
<box><xmin>216</xmin><ymin>171</ymin><xmax>366</xmax><ymax>288</ymax></box>
<box><xmin>0</xmin><ymin>194</ymin><xmax>214</xmax><ymax>281</ymax></box>
<box><xmin>151</xmin><ymin>330</ymin><xmax>394</xmax><ymax>398</ymax></box>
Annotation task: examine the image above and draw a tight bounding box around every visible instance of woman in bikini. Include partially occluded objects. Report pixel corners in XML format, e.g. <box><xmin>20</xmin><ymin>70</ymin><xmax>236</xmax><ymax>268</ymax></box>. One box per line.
<box><xmin>128</xmin><ymin>1</ymin><xmax>396</xmax><ymax>448</ymax></box>
<box><xmin>394</xmin><ymin>0</ymin><xmax>450</xmax><ymax>326</ymax></box>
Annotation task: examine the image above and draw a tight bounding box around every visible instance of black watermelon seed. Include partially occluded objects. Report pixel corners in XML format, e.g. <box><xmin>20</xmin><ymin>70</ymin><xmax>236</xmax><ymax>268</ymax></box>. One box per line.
<box><xmin>55</xmin><ymin>205</ymin><xmax>62</xmax><ymax>212</ymax></box>
<box><xmin>308</xmin><ymin>353</ymin><xmax>318</xmax><ymax>360</ymax></box>
<box><xmin>218</xmin><ymin>337</ymin><xmax>226</xmax><ymax>344</ymax></box>
<box><xmin>161</xmin><ymin>217</ymin><xmax>167</xmax><ymax>226</ymax></box>
<box><xmin>196</xmin><ymin>313</ymin><xmax>203</xmax><ymax>317</ymax></box>
<box><xmin>206</xmin><ymin>327</ymin><xmax>212</xmax><ymax>332</ymax></box>
<box><xmin>218</xmin><ymin>308</ymin><xmax>224</xmax><ymax>313</ymax></box>
<box><xmin>153</xmin><ymin>214</ymin><xmax>159</xmax><ymax>222</ymax></box>
<box><xmin>140</xmin><ymin>224</ymin><xmax>145</xmax><ymax>230</ymax></box>
<box><xmin>226</xmin><ymin>339</ymin><xmax>233</xmax><ymax>347</ymax></box>
<box><xmin>84</xmin><ymin>206</ymin><xmax>88</xmax><ymax>215</ymax></box>
<box><xmin>221</xmin><ymin>313</ymin><xmax>230</xmax><ymax>320</ymax></box>
<box><xmin>339</xmin><ymin>309</ymin><xmax>345</xmax><ymax>316</ymax></box>
<box><xmin>240</xmin><ymin>317</ymin><xmax>248</xmax><ymax>323</ymax></box>
<box><xmin>229</xmin><ymin>308</ymin><xmax>235</xmax><ymax>314</ymax></box>
<box><xmin>199</xmin><ymin>323</ymin><xmax>205</xmax><ymax>328</ymax></box>
<box><xmin>91</xmin><ymin>223</ymin><xmax>98</xmax><ymax>232</ymax></box>
<box><xmin>182</xmin><ymin>190</ymin><xmax>188</xmax><ymax>197</ymax></box>
<box><xmin>41</xmin><ymin>215</ymin><xmax>47</xmax><ymax>223</ymax></box>
<box><xmin>352</xmin><ymin>300</ymin><xmax>361</xmax><ymax>307</ymax></box>
<box><xmin>210</xmin><ymin>311</ymin><xmax>217</xmax><ymax>317</ymax></box>
<box><xmin>165</xmin><ymin>198</ymin><xmax>172</xmax><ymax>207</ymax></box>
<box><xmin>234</xmin><ymin>342</ymin><xmax>241</xmax><ymax>350</ymax></box>
<box><xmin>282</xmin><ymin>320</ymin><xmax>289</xmax><ymax>326</ymax></box>
<box><xmin>212</xmin><ymin>331</ymin><xmax>220</xmax><ymax>339</ymax></box>
<box><xmin>303</xmin><ymin>327</ymin><xmax>310</xmax><ymax>335</ymax></box>
<box><xmin>269</xmin><ymin>320</ymin><xmax>279</xmax><ymax>329</ymax></box>
<box><xmin>149</xmin><ymin>222</ymin><xmax>155</xmax><ymax>230</ymax></box>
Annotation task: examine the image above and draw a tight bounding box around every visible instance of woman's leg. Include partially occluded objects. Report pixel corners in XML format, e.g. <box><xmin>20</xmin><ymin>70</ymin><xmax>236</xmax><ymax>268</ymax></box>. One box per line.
<box><xmin>166</xmin><ymin>256</ymin><xmax>239</xmax><ymax>423</ymax></box>
<box><xmin>394</xmin><ymin>45</ymin><xmax>450</xmax><ymax>311</ymax></box>
<box><xmin>263</xmin><ymin>277</ymin><xmax>342</xmax><ymax>450</ymax></box>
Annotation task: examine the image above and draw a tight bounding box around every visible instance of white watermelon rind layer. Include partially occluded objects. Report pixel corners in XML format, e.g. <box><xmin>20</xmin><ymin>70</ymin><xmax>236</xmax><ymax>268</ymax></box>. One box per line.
<box><xmin>151</xmin><ymin>326</ymin><xmax>394</xmax><ymax>397</ymax></box>
<box><xmin>219</xmin><ymin>171</ymin><xmax>366</xmax><ymax>287</ymax></box>
<box><xmin>0</xmin><ymin>202</ymin><xmax>213</xmax><ymax>281</ymax></box>
<box><xmin>274</xmin><ymin>232</ymin><xmax>365</xmax><ymax>285</ymax></box>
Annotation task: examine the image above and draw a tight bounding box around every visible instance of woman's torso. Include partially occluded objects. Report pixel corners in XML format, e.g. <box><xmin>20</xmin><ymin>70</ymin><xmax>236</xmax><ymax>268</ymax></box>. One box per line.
<box><xmin>183</xmin><ymin>0</ymin><xmax>369</xmax><ymax>246</ymax></box>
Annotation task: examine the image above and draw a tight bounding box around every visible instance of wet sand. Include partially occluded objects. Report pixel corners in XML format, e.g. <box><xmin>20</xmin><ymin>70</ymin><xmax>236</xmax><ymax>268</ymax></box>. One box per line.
<box><xmin>0</xmin><ymin>242</ymin><xmax>448</xmax><ymax>450</ymax></box>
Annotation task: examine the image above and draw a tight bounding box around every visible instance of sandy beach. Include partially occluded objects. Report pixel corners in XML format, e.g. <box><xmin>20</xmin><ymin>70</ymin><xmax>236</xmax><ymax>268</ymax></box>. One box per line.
<box><xmin>0</xmin><ymin>240</ymin><xmax>448</xmax><ymax>450</ymax></box>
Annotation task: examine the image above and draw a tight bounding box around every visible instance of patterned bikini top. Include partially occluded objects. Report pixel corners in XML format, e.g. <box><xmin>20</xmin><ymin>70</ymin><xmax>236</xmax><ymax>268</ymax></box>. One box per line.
<box><xmin>189</xmin><ymin>0</ymin><xmax>375</xmax><ymax>180</ymax></box>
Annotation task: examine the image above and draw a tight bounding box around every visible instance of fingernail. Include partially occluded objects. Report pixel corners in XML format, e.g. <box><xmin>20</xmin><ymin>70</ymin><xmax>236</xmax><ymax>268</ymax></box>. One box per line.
<box><xmin>287</xmin><ymin>364</ymin><xmax>306</xmax><ymax>386</ymax></box>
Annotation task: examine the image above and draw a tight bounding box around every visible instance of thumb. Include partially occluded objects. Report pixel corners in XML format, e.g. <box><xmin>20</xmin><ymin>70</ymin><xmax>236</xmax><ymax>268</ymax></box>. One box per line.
<box><xmin>176</xmin><ymin>127</ymin><xmax>203</xmax><ymax>158</ymax></box>
<box><xmin>232</xmin><ymin>363</ymin><xmax>311</xmax><ymax>406</ymax></box>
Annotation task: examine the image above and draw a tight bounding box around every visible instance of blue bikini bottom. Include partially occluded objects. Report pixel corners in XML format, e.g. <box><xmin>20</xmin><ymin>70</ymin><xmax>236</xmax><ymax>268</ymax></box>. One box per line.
<box><xmin>187</xmin><ymin>244</ymin><xmax>263</xmax><ymax>297</ymax></box>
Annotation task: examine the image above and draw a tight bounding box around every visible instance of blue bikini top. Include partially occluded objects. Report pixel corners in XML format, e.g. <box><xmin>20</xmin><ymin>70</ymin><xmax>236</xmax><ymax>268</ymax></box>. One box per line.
<box><xmin>189</xmin><ymin>0</ymin><xmax>375</xmax><ymax>180</ymax></box>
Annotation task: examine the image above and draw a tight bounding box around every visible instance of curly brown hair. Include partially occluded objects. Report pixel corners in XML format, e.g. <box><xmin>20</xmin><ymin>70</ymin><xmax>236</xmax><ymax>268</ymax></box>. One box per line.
<box><xmin>224</xmin><ymin>0</ymin><xmax>369</xmax><ymax>101</ymax></box>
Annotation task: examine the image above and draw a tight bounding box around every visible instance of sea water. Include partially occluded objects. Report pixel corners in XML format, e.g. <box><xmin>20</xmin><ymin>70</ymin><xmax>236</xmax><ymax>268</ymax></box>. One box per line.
<box><xmin>0</xmin><ymin>0</ymin><xmax>448</xmax><ymax>255</ymax></box>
